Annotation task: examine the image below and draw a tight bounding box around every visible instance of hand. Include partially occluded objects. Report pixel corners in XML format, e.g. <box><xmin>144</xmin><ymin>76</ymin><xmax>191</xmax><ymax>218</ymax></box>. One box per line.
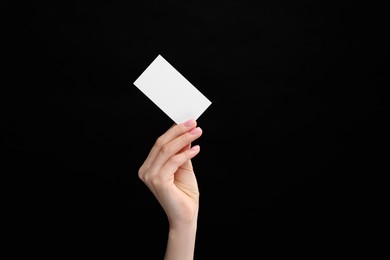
<box><xmin>138</xmin><ymin>119</ymin><xmax>202</xmax><ymax>228</ymax></box>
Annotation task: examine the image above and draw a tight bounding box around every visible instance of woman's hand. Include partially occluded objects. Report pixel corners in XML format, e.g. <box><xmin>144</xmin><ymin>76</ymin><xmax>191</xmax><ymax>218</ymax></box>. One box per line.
<box><xmin>138</xmin><ymin>119</ymin><xmax>202</xmax><ymax>228</ymax></box>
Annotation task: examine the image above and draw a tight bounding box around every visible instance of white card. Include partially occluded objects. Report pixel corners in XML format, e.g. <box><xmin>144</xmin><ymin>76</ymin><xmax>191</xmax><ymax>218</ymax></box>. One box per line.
<box><xmin>133</xmin><ymin>54</ymin><xmax>212</xmax><ymax>124</ymax></box>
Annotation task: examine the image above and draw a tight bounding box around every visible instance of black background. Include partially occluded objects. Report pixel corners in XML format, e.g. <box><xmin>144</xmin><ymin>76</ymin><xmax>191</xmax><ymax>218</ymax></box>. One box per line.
<box><xmin>3</xmin><ymin>1</ymin><xmax>388</xmax><ymax>259</ymax></box>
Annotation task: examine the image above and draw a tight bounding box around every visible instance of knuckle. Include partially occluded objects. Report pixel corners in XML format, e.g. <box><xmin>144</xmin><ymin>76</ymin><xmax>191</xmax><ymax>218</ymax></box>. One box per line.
<box><xmin>178</xmin><ymin>123</ymin><xmax>187</xmax><ymax>132</ymax></box>
<box><xmin>138</xmin><ymin>167</ymin><xmax>145</xmax><ymax>180</ymax></box>
<box><xmin>143</xmin><ymin>173</ymin><xmax>151</xmax><ymax>184</ymax></box>
<box><xmin>142</xmin><ymin>168</ymin><xmax>158</xmax><ymax>184</ymax></box>
<box><xmin>138</xmin><ymin>172</ymin><xmax>143</xmax><ymax>181</ymax></box>
<box><xmin>173</xmin><ymin>124</ymin><xmax>187</xmax><ymax>137</ymax></box>
<box><xmin>155</xmin><ymin>136</ymin><xmax>165</xmax><ymax>148</ymax></box>
<box><xmin>150</xmin><ymin>177</ymin><xmax>162</xmax><ymax>188</ymax></box>
<box><xmin>168</xmin><ymin>155</ymin><xmax>182</xmax><ymax>166</ymax></box>
<box><xmin>160</xmin><ymin>144</ymin><xmax>171</xmax><ymax>154</ymax></box>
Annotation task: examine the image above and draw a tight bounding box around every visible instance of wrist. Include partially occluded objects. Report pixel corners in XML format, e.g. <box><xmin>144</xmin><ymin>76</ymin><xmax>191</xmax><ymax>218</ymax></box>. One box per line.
<box><xmin>165</xmin><ymin>217</ymin><xmax>198</xmax><ymax>260</ymax></box>
<box><xmin>167</xmin><ymin>206</ymin><xmax>199</xmax><ymax>230</ymax></box>
<box><xmin>168</xmin><ymin>212</ymin><xmax>198</xmax><ymax>231</ymax></box>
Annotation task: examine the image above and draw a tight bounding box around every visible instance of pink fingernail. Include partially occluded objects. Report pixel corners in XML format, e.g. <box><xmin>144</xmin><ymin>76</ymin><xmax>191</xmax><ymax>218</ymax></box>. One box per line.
<box><xmin>184</xmin><ymin>119</ymin><xmax>195</xmax><ymax>127</ymax></box>
<box><xmin>190</xmin><ymin>127</ymin><xmax>201</xmax><ymax>135</ymax></box>
<box><xmin>191</xmin><ymin>145</ymin><xmax>200</xmax><ymax>151</ymax></box>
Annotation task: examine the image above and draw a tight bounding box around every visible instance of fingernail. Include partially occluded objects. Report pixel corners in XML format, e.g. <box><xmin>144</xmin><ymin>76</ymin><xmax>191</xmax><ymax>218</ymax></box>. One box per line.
<box><xmin>184</xmin><ymin>119</ymin><xmax>195</xmax><ymax>127</ymax></box>
<box><xmin>191</xmin><ymin>145</ymin><xmax>200</xmax><ymax>151</ymax></box>
<box><xmin>190</xmin><ymin>127</ymin><xmax>201</xmax><ymax>135</ymax></box>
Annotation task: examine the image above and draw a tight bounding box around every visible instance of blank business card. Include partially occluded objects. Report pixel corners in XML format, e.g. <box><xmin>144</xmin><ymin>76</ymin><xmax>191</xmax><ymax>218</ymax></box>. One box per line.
<box><xmin>133</xmin><ymin>54</ymin><xmax>212</xmax><ymax>124</ymax></box>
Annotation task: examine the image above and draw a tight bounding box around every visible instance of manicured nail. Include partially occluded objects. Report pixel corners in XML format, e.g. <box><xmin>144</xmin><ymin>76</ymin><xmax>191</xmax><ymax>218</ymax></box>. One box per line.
<box><xmin>191</xmin><ymin>145</ymin><xmax>200</xmax><ymax>151</ymax></box>
<box><xmin>184</xmin><ymin>119</ymin><xmax>195</xmax><ymax>127</ymax></box>
<box><xmin>190</xmin><ymin>127</ymin><xmax>201</xmax><ymax>135</ymax></box>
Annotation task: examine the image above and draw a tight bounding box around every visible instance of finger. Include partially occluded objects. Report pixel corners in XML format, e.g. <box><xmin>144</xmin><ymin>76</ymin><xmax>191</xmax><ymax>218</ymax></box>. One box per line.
<box><xmin>151</xmin><ymin>127</ymin><xmax>202</xmax><ymax>170</ymax></box>
<box><xmin>180</xmin><ymin>146</ymin><xmax>194</xmax><ymax>171</ymax></box>
<box><xmin>178</xmin><ymin>143</ymin><xmax>191</xmax><ymax>154</ymax></box>
<box><xmin>143</xmin><ymin>119</ymin><xmax>197</xmax><ymax>167</ymax></box>
<box><xmin>159</xmin><ymin>145</ymin><xmax>201</xmax><ymax>181</ymax></box>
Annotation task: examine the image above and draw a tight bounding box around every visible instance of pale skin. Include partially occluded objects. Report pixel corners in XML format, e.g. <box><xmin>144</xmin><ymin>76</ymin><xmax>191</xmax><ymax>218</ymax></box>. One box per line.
<box><xmin>138</xmin><ymin>119</ymin><xmax>202</xmax><ymax>260</ymax></box>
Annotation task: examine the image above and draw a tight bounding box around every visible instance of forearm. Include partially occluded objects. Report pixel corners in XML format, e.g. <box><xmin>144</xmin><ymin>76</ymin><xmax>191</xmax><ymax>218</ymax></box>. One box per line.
<box><xmin>164</xmin><ymin>219</ymin><xmax>198</xmax><ymax>260</ymax></box>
